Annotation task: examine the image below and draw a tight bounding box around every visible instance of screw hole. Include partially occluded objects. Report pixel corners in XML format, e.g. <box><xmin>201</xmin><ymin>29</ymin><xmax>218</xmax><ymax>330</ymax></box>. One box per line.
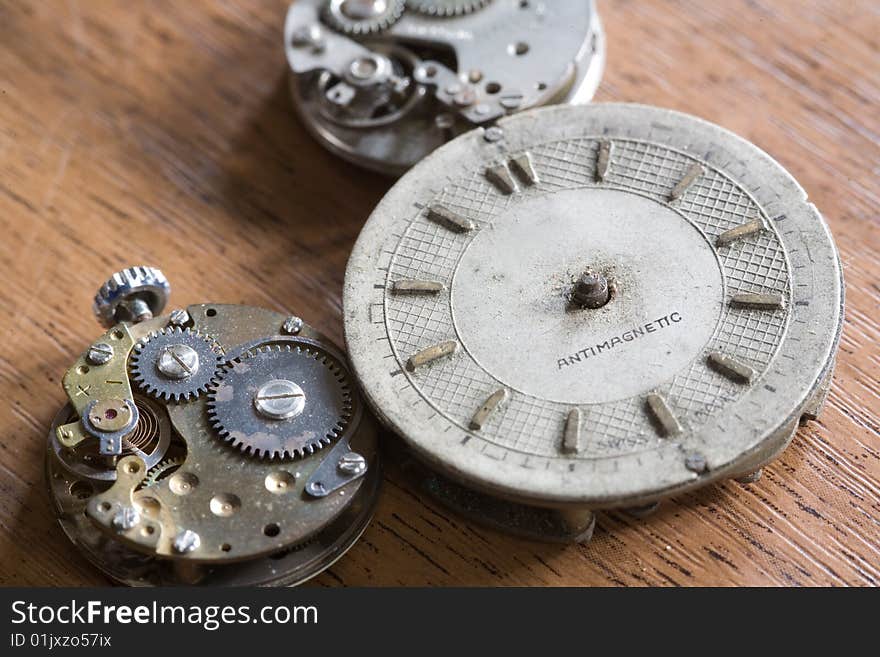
<box><xmin>125</xmin><ymin>462</ymin><xmax>140</xmax><ymax>474</ymax></box>
<box><xmin>77</xmin><ymin>365</ymin><xmax>90</xmax><ymax>375</ymax></box>
<box><xmin>205</xmin><ymin>308</ymin><xmax>217</xmax><ymax>317</ymax></box>
<box><xmin>485</xmin><ymin>82</ymin><xmax>502</xmax><ymax>94</ymax></box>
<box><xmin>510</xmin><ymin>42</ymin><xmax>529</xmax><ymax>56</ymax></box>
<box><xmin>263</xmin><ymin>523</ymin><xmax>281</xmax><ymax>538</ymax></box>
<box><xmin>220</xmin><ymin>543</ymin><xmax>232</xmax><ymax>552</ymax></box>
<box><xmin>69</xmin><ymin>481</ymin><xmax>93</xmax><ymax>500</ymax></box>
<box><xmin>99</xmin><ymin>501</ymin><xmax>111</xmax><ymax>512</ymax></box>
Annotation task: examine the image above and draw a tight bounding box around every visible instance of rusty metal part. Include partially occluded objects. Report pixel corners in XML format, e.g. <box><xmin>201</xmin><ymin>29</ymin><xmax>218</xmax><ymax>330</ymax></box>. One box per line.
<box><xmin>207</xmin><ymin>341</ymin><xmax>354</xmax><ymax>459</ymax></box>
<box><xmin>46</xmin><ymin>419</ymin><xmax>380</xmax><ymax>586</ymax></box>
<box><xmin>571</xmin><ymin>271</ymin><xmax>611</xmax><ymax>309</ymax></box>
<box><xmin>129</xmin><ymin>327</ymin><xmax>224</xmax><ymax>402</ymax></box>
<box><xmin>74</xmin><ymin>304</ymin><xmax>376</xmax><ymax>567</ymax></box>
<box><xmin>47</xmin><ymin>296</ymin><xmax>380</xmax><ymax>585</ymax></box>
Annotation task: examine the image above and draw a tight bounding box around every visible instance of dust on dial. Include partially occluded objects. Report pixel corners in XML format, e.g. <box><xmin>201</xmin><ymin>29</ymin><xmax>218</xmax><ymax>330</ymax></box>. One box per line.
<box><xmin>343</xmin><ymin>103</ymin><xmax>843</xmax><ymax>509</ymax></box>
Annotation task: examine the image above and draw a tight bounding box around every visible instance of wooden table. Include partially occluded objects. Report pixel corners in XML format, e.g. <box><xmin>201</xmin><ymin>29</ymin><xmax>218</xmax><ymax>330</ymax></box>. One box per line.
<box><xmin>1</xmin><ymin>0</ymin><xmax>877</xmax><ymax>587</ymax></box>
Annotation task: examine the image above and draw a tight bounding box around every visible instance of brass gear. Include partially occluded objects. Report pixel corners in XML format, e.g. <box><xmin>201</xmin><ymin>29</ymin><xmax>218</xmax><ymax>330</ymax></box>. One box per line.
<box><xmin>139</xmin><ymin>456</ymin><xmax>185</xmax><ymax>489</ymax></box>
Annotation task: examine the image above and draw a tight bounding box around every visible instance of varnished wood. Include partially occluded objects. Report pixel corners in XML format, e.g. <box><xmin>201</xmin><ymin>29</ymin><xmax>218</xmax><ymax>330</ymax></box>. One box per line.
<box><xmin>0</xmin><ymin>0</ymin><xmax>877</xmax><ymax>586</ymax></box>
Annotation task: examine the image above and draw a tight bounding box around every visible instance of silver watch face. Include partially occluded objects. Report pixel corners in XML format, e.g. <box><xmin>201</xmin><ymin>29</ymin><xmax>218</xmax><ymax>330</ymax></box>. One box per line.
<box><xmin>344</xmin><ymin>103</ymin><xmax>843</xmax><ymax>508</ymax></box>
<box><xmin>284</xmin><ymin>0</ymin><xmax>605</xmax><ymax>174</ymax></box>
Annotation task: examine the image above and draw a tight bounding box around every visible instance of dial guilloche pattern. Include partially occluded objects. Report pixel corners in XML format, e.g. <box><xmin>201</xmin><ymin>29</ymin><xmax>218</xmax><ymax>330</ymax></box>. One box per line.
<box><xmin>382</xmin><ymin>137</ymin><xmax>790</xmax><ymax>459</ymax></box>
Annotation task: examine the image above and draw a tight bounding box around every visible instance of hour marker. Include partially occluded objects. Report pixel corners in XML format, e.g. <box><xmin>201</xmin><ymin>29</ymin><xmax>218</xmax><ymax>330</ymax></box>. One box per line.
<box><xmin>485</xmin><ymin>164</ymin><xmax>517</xmax><ymax>194</ymax></box>
<box><xmin>707</xmin><ymin>351</ymin><xmax>754</xmax><ymax>383</ymax></box>
<box><xmin>561</xmin><ymin>408</ymin><xmax>582</xmax><ymax>454</ymax></box>
<box><xmin>427</xmin><ymin>204</ymin><xmax>474</xmax><ymax>233</ymax></box>
<box><xmin>391</xmin><ymin>279</ymin><xmax>445</xmax><ymax>294</ymax></box>
<box><xmin>595</xmin><ymin>140</ymin><xmax>612</xmax><ymax>182</ymax></box>
<box><xmin>405</xmin><ymin>340</ymin><xmax>458</xmax><ymax>371</ymax></box>
<box><xmin>730</xmin><ymin>292</ymin><xmax>785</xmax><ymax>310</ymax></box>
<box><xmin>669</xmin><ymin>163</ymin><xmax>703</xmax><ymax>201</ymax></box>
<box><xmin>645</xmin><ymin>393</ymin><xmax>682</xmax><ymax>436</ymax></box>
<box><xmin>509</xmin><ymin>153</ymin><xmax>539</xmax><ymax>185</ymax></box>
<box><xmin>716</xmin><ymin>218</ymin><xmax>765</xmax><ymax>246</ymax></box>
<box><xmin>469</xmin><ymin>388</ymin><xmax>508</xmax><ymax>430</ymax></box>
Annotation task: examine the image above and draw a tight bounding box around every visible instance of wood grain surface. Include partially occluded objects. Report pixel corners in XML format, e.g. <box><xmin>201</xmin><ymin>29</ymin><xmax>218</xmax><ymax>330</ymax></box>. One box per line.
<box><xmin>0</xmin><ymin>0</ymin><xmax>877</xmax><ymax>587</ymax></box>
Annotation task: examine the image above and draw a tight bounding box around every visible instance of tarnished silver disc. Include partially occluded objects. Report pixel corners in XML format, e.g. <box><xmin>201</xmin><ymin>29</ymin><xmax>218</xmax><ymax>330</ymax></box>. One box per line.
<box><xmin>344</xmin><ymin>103</ymin><xmax>843</xmax><ymax>509</ymax></box>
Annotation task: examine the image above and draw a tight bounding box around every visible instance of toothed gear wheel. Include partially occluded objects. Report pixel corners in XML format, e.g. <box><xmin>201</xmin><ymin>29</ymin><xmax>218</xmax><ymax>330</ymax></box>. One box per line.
<box><xmin>140</xmin><ymin>456</ymin><xmax>185</xmax><ymax>489</ymax></box>
<box><xmin>323</xmin><ymin>0</ymin><xmax>404</xmax><ymax>35</ymax></box>
<box><xmin>129</xmin><ymin>327</ymin><xmax>223</xmax><ymax>402</ymax></box>
<box><xmin>407</xmin><ymin>0</ymin><xmax>490</xmax><ymax>17</ymax></box>
<box><xmin>207</xmin><ymin>343</ymin><xmax>353</xmax><ymax>459</ymax></box>
<box><xmin>93</xmin><ymin>266</ymin><xmax>170</xmax><ymax>328</ymax></box>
